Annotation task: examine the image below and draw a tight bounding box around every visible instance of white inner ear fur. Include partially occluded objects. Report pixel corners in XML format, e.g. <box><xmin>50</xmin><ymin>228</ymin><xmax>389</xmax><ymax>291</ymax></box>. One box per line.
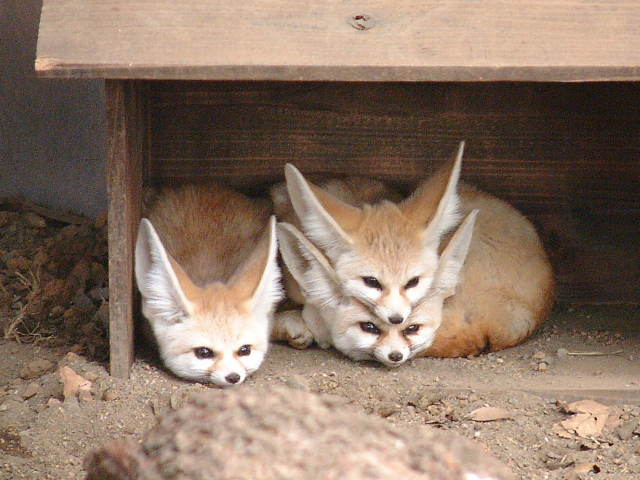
<box><xmin>135</xmin><ymin>218</ymin><xmax>193</xmax><ymax>326</ymax></box>
<box><xmin>284</xmin><ymin>164</ymin><xmax>354</xmax><ymax>257</ymax></box>
<box><xmin>244</xmin><ymin>216</ymin><xmax>284</xmax><ymax>319</ymax></box>
<box><xmin>422</xmin><ymin>141</ymin><xmax>465</xmax><ymax>249</ymax></box>
<box><xmin>432</xmin><ymin>209</ymin><xmax>478</xmax><ymax>297</ymax></box>
<box><xmin>276</xmin><ymin>222</ymin><xmax>342</xmax><ymax>309</ymax></box>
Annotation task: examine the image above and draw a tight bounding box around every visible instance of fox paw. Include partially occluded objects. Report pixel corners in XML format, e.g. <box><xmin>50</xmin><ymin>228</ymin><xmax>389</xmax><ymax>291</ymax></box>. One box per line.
<box><xmin>274</xmin><ymin>311</ymin><xmax>314</xmax><ymax>349</ymax></box>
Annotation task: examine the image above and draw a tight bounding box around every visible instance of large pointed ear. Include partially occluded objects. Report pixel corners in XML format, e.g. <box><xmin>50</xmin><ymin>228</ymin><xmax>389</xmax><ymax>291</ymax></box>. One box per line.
<box><xmin>135</xmin><ymin>219</ymin><xmax>194</xmax><ymax>325</ymax></box>
<box><xmin>229</xmin><ymin>216</ymin><xmax>283</xmax><ymax>317</ymax></box>
<box><xmin>401</xmin><ymin>141</ymin><xmax>465</xmax><ymax>248</ymax></box>
<box><xmin>276</xmin><ymin>222</ymin><xmax>342</xmax><ymax>305</ymax></box>
<box><xmin>284</xmin><ymin>164</ymin><xmax>361</xmax><ymax>256</ymax></box>
<box><xmin>432</xmin><ymin>209</ymin><xmax>478</xmax><ymax>298</ymax></box>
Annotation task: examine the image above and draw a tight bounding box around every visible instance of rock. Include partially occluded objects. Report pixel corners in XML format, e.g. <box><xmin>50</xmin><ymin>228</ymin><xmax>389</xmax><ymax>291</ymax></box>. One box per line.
<box><xmin>47</xmin><ymin>398</ymin><xmax>62</xmax><ymax>408</ymax></box>
<box><xmin>556</xmin><ymin>348</ymin><xmax>569</xmax><ymax>359</ymax></box>
<box><xmin>86</xmin><ymin>386</ymin><xmax>514</xmax><ymax>480</ymax></box>
<box><xmin>62</xmin><ymin>307</ymin><xmax>82</xmax><ymax>329</ymax></box>
<box><xmin>532</xmin><ymin>351</ymin><xmax>546</xmax><ymax>361</ymax></box>
<box><xmin>65</xmin><ymin>257</ymin><xmax>91</xmax><ymax>293</ymax></box>
<box><xmin>49</xmin><ymin>305</ymin><xmax>65</xmax><ymax>318</ymax></box>
<box><xmin>616</xmin><ymin>419</ymin><xmax>639</xmax><ymax>441</ymax></box>
<box><xmin>537</xmin><ymin>362</ymin><xmax>548</xmax><ymax>372</ymax></box>
<box><xmin>20</xmin><ymin>359</ymin><xmax>55</xmax><ymax>379</ymax></box>
<box><xmin>377</xmin><ymin>403</ymin><xmax>399</xmax><ymax>418</ymax></box>
<box><xmin>21</xmin><ymin>382</ymin><xmax>40</xmax><ymax>399</ymax></box>
<box><xmin>102</xmin><ymin>388</ymin><xmax>119</xmax><ymax>402</ymax></box>
<box><xmin>59</xmin><ymin>365</ymin><xmax>92</xmax><ymax>400</ymax></box>
<box><xmin>42</xmin><ymin>278</ymin><xmax>68</xmax><ymax>303</ymax></box>
<box><xmin>25</xmin><ymin>212</ymin><xmax>46</xmax><ymax>228</ymax></box>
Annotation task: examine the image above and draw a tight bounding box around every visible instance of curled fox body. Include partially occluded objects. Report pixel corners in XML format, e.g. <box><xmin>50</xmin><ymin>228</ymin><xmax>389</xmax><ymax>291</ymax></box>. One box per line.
<box><xmin>274</xmin><ymin>143</ymin><xmax>554</xmax><ymax>365</ymax></box>
<box><xmin>135</xmin><ymin>185</ymin><xmax>282</xmax><ymax>386</ymax></box>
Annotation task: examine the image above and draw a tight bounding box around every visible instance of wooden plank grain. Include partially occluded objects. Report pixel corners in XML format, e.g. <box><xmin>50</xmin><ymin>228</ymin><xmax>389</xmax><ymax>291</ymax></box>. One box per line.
<box><xmin>106</xmin><ymin>80</ymin><xmax>145</xmax><ymax>379</ymax></box>
<box><xmin>145</xmin><ymin>81</ymin><xmax>640</xmax><ymax>303</ymax></box>
<box><xmin>36</xmin><ymin>0</ymin><xmax>640</xmax><ymax>81</ymax></box>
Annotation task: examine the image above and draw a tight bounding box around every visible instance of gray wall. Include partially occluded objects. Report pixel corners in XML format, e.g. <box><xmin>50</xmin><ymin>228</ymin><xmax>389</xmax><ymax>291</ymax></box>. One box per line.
<box><xmin>1</xmin><ymin>0</ymin><xmax>107</xmax><ymax>218</ymax></box>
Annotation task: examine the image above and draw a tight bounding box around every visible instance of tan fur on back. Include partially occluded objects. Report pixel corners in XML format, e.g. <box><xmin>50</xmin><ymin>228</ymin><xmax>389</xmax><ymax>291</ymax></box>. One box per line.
<box><xmin>424</xmin><ymin>183</ymin><xmax>555</xmax><ymax>356</ymax></box>
<box><xmin>145</xmin><ymin>185</ymin><xmax>270</xmax><ymax>287</ymax></box>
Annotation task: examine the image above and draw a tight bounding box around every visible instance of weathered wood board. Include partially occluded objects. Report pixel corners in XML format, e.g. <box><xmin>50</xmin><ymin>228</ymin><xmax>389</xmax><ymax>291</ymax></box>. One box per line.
<box><xmin>106</xmin><ymin>81</ymin><xmax>145</xmax><ymax>379</ymax></box>
<box><xmin>36</xmin><ymin>0</ymin><xmax>640</xmax><ymax>81</ymax></box>
<box><xmin>145</xmin><ymin>81</ymin><xmax>640</xmax><ymax>303</ymax></box>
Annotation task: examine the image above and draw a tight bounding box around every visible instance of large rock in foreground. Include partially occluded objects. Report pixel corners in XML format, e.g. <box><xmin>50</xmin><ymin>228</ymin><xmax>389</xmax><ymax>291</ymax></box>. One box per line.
<box><xmin>86</xmin><ymin>386</ymin><xmax>513</xmax><ymax>480</ymax></box>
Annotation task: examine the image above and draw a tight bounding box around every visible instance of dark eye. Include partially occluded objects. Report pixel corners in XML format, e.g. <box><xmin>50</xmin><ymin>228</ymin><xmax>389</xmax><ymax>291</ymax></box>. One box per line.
<box><xmin>359</xmin><ymin>322</ymin><xmax>381</xmax><ymax>335</ymax></box>
<box><xmin>403</xmin><ymin>324</ymin><xmax>420</xmax><ymax>336</ymax></box>
<box><xmin>404</xmin><ymin>276</ymin><xmax>420</xmax><ymax>289</ymax></box>
<box><xmin>362</xmin><ymin>276</ymin><xmax>383</xmax><ymax>290</ymax></box>
<box><xmin>237</xmin><ymin>345</ymin><xmax>251</xmax><ymax>356</ymax></box>
<box><xmin>194</xmin><ymin>347</ymin><xmax>215</xmax><ymax>359</ymax></box>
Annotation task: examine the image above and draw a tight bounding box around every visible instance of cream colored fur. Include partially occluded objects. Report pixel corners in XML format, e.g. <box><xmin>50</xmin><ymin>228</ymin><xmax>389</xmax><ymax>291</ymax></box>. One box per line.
<box><xmin>274</xmin><ymin>143</ymin><xmax>555</xmax><ymax>364</ymax></box>
<box><xmin>279</xmin><ymin>144</ymin><xmax>465</xmax><ymax>326</ymax></box>
<box><xmin>135</xmin><ymin>185</ymin><xmax>282</xmax><ymax>386</ymax></box>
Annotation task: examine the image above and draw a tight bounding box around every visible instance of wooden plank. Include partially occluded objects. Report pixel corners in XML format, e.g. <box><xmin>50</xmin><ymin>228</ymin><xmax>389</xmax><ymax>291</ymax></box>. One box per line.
<box><xmin>106</xmin><ymin>80</ymin><xmax>145</xmax><ymax>379</ymax></box>
<box><xmin>36</xmin><ymin>0</ymin><xmax>640</xmax><ymax>81</ymax></box>
<box><xmin>145</xmin><ymin>81</ymin><xmax>640</xmax><ymax>303</ymax></box>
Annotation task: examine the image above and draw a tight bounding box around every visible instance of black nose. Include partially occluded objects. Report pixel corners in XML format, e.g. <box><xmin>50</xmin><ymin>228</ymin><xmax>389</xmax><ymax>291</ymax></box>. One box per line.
<box><xmin>225</xmin><ymin>372</ymin><xmax>241</xmax><ymax>384</ymax></box>
<box><xmin>388</xmin><ymin>351</ymin><xmax>403</xmax><ymax>362</ymax></box>
<box><xmin>389</xmin><ymin>315</ymin><xmax>403</xmax><ymax>324</ymax></box>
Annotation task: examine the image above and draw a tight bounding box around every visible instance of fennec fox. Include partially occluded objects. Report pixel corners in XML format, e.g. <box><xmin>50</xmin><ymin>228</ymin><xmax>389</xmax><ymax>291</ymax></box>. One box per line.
<box><xmin>135</xmin><ymin>185</ymin><xmax>282</xmax><ymax>386</ymax></box>
<box><xmin>275</xmin><ymin>143</ymin><xmax>554</xmax><ymax>365</ymax></box>
<box><xmin>281</xmin><ymin>147</ymin><xmax>463</xmax><ymax>327</ymax></box>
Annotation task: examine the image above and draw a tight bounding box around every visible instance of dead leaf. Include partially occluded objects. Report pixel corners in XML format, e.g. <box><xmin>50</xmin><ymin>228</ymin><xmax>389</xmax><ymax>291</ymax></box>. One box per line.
<box><xmin>554</xmin><ymin>399</ymin><xmax>610</xmax><ymax>439</ymax></box>
<box><xmin>561</xmin><ymin>412</ymin><xmax>607</xmax><ymax>437</ymax></box>
<box><xmin>552</xmin><ymin>422</ymin><xmax>574</xmax><ymax>439</ymax></box>
<box><xmin>565</xmin><ymin>399</ymin><xmax>609</xmax><ymax>416</ymax></box>
<box><xmin>467</xmin><ymin>406</ymin><xmax>513</xmax><ymax>422</ymax></box>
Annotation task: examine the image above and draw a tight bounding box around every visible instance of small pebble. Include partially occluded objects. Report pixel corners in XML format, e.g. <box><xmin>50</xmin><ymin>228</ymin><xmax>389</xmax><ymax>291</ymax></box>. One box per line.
<box><xmin>537</xmin><ymin>362</ymin><xmax>548</xmax><ymax>372</ymax></box>
<box><xmin>102</xmin><ymin>388</ymin><xmax>119</xmax><ymax>402</ymax></box>
<box><xmin>378</xmin><ymin>403</ymin><xmax>399</xmax><ymax>418</ymax></box>
<box><xmin>617</xmin><ymin>419</ymin><xmax>639</xmax><ymax>440</ymax></box>
<box><xmin>47</xmin><ymin>398</ymin><xmax>62</xmax><ymax>407</ymax></box>
<box><xmin>532</xmin><ymin>351</ymin><xmax>546</xmax><ymax>361</ymax></box>
<box><xmin>556</xmin><ymin>348</ymin><xmax>569</xmax><ymax>359</ymax></box>
<box><xmin>20</xmin><ymin>359</ymin><xmax>55</xmax><ymax>379</ymax></box>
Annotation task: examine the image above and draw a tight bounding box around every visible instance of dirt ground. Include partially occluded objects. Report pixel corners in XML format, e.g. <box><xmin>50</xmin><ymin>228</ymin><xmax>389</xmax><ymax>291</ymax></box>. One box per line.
<box><xmin>1</xmin><ymin>202</ymin><xmax>639</xmax><ymax>480</ymax></box>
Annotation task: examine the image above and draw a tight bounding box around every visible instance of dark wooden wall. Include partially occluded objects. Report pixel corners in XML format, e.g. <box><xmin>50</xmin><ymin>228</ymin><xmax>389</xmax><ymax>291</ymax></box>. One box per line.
<box><xmin>144</xmin><ymin>81</ymin><xmax>640</xmax><ymax>304</ymax></box>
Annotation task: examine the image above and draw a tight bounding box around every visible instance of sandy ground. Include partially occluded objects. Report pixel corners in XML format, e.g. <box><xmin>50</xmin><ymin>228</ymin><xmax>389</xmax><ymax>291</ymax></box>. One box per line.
<box><xmin>1</xmin><ymin>304</ymin><xmax>639</xmax><ymax>480</ymax></box>
<box><xmin>1</xmin><ymin>201</ymin><xmax>639</xmax><ymax>480</ymax></box>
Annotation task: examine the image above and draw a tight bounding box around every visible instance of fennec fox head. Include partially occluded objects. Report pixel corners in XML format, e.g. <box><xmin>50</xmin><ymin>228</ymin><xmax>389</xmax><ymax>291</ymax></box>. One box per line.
<box><xmin>284</xmin><ymin>142</ymin><xmax>465</xmax><ymax>326</ymax></box>
<box><xmin>277</xmin><ymin>211</ymin><xmax>477</xmax><ymax>366</ymax></box>
<box><xmin>135</xmin><ymin>217</ymin><xmax>282</xmax><ymax>386</ymax></box>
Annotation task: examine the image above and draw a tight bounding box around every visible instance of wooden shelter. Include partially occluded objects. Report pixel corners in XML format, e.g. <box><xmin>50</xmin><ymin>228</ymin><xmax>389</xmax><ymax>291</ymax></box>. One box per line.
<box><xmin>36</xmin><ymin>0</ymin><xmax>640</xmax><ymax>378</ymax></box>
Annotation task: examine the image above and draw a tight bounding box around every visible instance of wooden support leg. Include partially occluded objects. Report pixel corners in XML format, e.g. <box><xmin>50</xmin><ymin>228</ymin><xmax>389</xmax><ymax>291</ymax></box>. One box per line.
<box><xmin>106</xmin><ymin>80</ymin><xmax>144</xmax><ymax>378</ymax></box>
